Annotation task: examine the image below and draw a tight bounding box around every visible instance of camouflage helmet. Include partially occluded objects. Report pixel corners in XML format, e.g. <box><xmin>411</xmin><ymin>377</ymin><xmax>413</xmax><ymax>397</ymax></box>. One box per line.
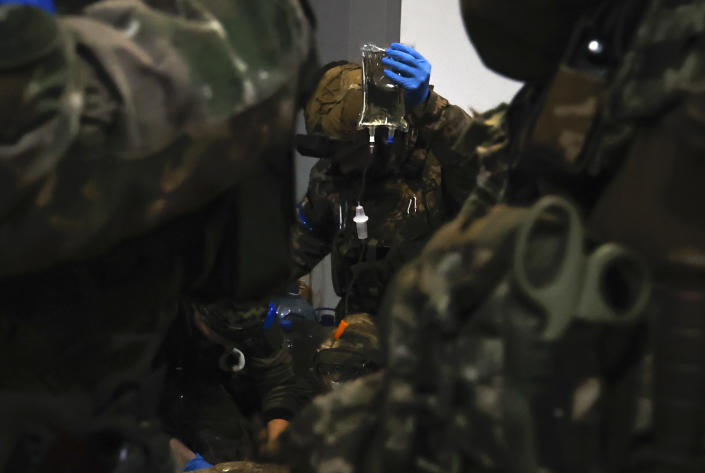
<box><xmin>314</xmin><ymin>312</ymin><xmax>381</xmax><ymax>390</ymax></box>
<box><xmin>304</xmin><ymin>62</ymin><xmax>363</xmax><ymax>141</ymax></box>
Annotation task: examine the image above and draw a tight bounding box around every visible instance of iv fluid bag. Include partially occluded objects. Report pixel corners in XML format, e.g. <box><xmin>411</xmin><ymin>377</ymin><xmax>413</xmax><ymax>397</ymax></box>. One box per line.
<box><xmin>358</xmin><ymin>44</ymin><xmax>408</xmax><ymax>133</ymax></box>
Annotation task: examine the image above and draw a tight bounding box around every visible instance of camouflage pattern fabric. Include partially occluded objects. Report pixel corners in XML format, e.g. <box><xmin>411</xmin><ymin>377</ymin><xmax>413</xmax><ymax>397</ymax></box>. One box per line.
<box><xmin>304</xmin><ymin>62</ymin><xmax>364</xmax><ymax>142</ymax></box>
<box><xmin>0</xmin><ymin>0</ymin><xmax>313</xmax><ymax>278</ymax></box>
<box><xmin>284</xmin><ymin>0</ymin><xmax>705</xmax><ymax>471</ymax></box>
<box><xmin>291</xmin><ymin>91</ymin><xmax>507</xmax><ymax>316</ymax></box>
<box><xmin>451</xmin><ymin>103</ymin><xmax>510</xmax><ymax>223</ymax></box>
<box><xmin>0</xmin><ymin>0</ymin><xmax>316</xmax><ymax>470</ymax></box>
<box><xmin>284</xmin><ymin>372</ymin><xmax>384</xmax><ymax>473</ymax></box>
<box><xmin>313</xmin><ymin>313</ymin><xmax>381</xmax><ymax>390</ymax></box>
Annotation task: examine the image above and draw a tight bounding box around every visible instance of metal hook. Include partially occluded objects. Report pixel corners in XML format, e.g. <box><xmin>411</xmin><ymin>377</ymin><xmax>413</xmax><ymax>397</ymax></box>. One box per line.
<box><xmin>407</xmin><ymin>195</ymin><xmax>417</xmax><ymax>215</ymax></box>
<box><xmin>339</xmin><ymin>203</ymin><xmax>344</xmax><ymax>229</ymax></box>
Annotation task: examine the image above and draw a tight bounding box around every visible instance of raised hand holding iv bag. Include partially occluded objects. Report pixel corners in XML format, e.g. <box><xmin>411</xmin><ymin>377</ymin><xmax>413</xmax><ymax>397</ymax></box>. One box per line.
<box><xmin>358</xmin><ymin>44</ymin><xmax>408</xmax><ymax>153</ymax></box>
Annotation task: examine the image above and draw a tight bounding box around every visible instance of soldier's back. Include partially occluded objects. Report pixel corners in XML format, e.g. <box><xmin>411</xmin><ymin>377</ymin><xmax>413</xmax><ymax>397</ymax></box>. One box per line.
<box><xmin>0</xmin><ymin>0</ymin><xmax>315</xmax><ymax>469</ymax></box>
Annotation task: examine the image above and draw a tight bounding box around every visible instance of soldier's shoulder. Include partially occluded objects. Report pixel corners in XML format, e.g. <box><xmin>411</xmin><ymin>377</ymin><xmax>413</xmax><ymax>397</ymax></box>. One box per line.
<box><xmin>389</xmin><ymin>204</ymin><xmax>529</xmax><ymax>306</ymax></box>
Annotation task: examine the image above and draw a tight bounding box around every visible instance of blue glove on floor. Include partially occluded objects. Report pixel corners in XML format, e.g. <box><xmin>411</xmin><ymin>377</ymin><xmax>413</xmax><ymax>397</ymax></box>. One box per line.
<box><xmin>382</xmin><ymin>43</ymin><xmax>431</xmax><ymax>108</ymax></box>
<box><xmin>0</xmin><ymin>0</ymin><xmax>56</xmax><ymax>14</ymax></box>
<box><xmin>184</xmin><ymin>453</ymin><xmax>213</xmax><ymax>471</ymax></box>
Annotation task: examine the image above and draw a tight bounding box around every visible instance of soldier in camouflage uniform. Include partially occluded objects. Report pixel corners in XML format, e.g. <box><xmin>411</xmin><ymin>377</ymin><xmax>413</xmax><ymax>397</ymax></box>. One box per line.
<box><xmin>283</xmin><ymin>0</ymin><xmax>705</xmax><ymax>472</ymax></box>
<box><xmin>292</xmin><ymin>59</ymin><xmax>507</xmax><ymax>318</ymax></box>
<box><xmin>158</xmin><ymin>299</ymin><xmax>314</xmax><ymax>465</ymax></box>
<box><xmin>0</xmin><ymin>0</ymin><xmax>316</xmax><ymax>471</ymax></box>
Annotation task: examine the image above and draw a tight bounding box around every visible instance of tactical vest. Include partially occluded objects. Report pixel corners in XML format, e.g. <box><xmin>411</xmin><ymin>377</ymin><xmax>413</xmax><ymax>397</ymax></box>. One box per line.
<box><xmin>328</xmin><ymin>154</ymin><xmax>446</xmax><ymax>317</ymax></box>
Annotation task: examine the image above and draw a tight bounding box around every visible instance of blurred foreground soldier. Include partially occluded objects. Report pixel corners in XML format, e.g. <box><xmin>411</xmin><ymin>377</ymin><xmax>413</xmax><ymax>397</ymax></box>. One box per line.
<box><xmin>283</xmin><ymin>0</ymin><xmax>705</xmax><ymax>472</ymax></box>
<box><xmin>0</xmin><ymin>0</ymin><xmax>315</xmax><ymax>471</ymax></box>
<box><xmin>293</xmin><ymin>48</ymin><xmax>507</xmax><ymax>318</ymax></box>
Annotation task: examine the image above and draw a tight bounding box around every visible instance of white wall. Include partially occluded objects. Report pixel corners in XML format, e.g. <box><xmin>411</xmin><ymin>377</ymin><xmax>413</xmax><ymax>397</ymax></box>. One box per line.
<box><xmin>400</xmin><ymin>0</ymin><xmax>522</xmax><ymax>112</ymax></box>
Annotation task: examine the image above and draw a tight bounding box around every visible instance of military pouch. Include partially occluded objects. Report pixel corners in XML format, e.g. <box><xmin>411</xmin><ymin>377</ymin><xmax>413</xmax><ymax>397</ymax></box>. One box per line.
<box><xmin>520</xmin><ymin>0</ymin><xmax>635</xmax><ymax>177</ymax></box>
<box><xmin>468</xmin><ymin>196</ymin><xmax>652</xmax><ymax>471</ymax></box>
<box><xmin>523</xmin><ymin>65</ymin><xmax>607</xmax><ymax>174</ymax></box>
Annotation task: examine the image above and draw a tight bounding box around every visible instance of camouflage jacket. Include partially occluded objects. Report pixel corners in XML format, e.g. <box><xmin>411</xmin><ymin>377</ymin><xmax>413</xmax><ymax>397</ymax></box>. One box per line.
<box><xmin>284</xmin><ymin>0</ymin><xmax>705</xmax><ymax>471</ymax></box>
<box><xmin>0</xmin><ymin>0</ymin><xmax>315</xmax><ymax>470</ymax></box>
<box><xmin>291</xmin><ymin>93</ymin><xmax>507</xmax><ymax>315</ymax></box>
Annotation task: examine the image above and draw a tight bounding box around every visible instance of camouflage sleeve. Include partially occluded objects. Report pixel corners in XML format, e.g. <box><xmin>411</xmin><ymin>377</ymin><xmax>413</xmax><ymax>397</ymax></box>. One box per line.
<box><xmin>409</xmin><ymin>88</ymin><xmax>474</xmax><ymax>167</ymax></box>
<box><xmin>0</xmin><ymin>0</ymin><xmax>314</xmax><ymax>278</ymax></box>
<box><xmin>282</xmin><ymin>372</ymin><xmax>384</xmax><ymax>473</ymax></box>
<box><xmin>250</xmin><ymin>347</ymin><xmax>313</xmax><ymax>422</ymax></box>
<box><xmin>409</xmin><ymin>90</ymin><xmax>509</xmax><ymax>212</ymax></box>
<box><xmin>290</xmin><ymin>162</ymin><xmax>336</xmax><ymax>279</ymax></box>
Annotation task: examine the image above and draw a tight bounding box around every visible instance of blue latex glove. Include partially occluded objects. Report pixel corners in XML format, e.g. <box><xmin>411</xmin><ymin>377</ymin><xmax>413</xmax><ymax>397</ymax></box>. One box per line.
<box><xmin>382</xmin><ymin>43</ymin><xmax>431</xmax><ymax>108</ymax></box>
<box><xmin>263</xmin><ymin>302</ymin><xmax>278</xmax><ymax>330</ymax></box>
<box><xmin>0</xmin><ymin>0</ymin><xmax>56</xmax><ymax>14</ymax></box>
<box><xmin>184</xmin><ymin>453</ymin><xmax>213</xmax><ymax>471</ymax></box>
